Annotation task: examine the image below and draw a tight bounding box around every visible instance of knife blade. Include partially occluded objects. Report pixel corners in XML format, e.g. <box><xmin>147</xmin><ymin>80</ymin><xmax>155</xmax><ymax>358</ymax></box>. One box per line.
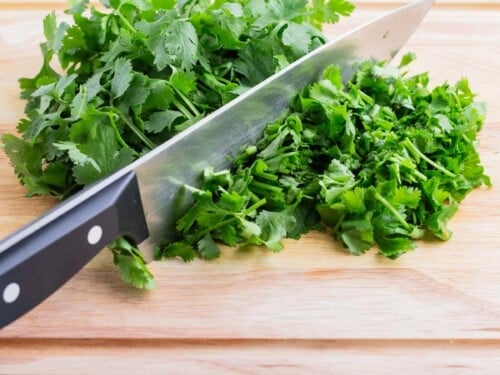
<box><xmin>0</xmin><ymin>0</ymin><xmax>434</xmax><ymax>328</ymax></box>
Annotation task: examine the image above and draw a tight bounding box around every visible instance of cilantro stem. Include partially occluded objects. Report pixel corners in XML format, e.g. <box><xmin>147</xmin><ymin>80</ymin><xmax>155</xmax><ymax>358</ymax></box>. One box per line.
<box><xmin>249</xmin><ymin>191</ymin><xmax>261</xmax><ymax>203</ymax></box>
<box><xmin>172</xmin><ymin>97</ymin><xmax>194</xmax><ymax>119</ymax></box>
<box><xmin>451</xmin><ymin>91</ymin><xmax>463</xmax><ymax>110</ymax></box>
<box><xmin>195</xmin><ymin>198</ymin><xmax>267</xmax><ymax>240</ymax></box>
<box><xmin>403</xmin><ymin>139</ymin><xmax>456</xmax><ymax>178</ymax></box>
<box><xmin>245</xmin><ymin>146</ymin><xmax>257</xmax><ymax>156</ymax></box>
<box><xmin>59</xmin><ymin>183</ymin><xmax>79</xmax><ymax>200</ymax></box>
<box><xmin>172</xmin><ymin>86</ymin><xmax>201</xmax><ymax>117</ymax></box>
<box><xmin>115</xmin><ymin>7</ymin><xmax>138</xmax><ymax>36</ymax></box>
<box><xmin>254</xmin><ymin>171</ymin><xmax>279</xmax><ymax>182</ymax></box>
<box><xmin>243</xmin><ymin>198</ymin><xmax>267</xmax><ymax>215</ymax></box>
<box><xmin>217</xmin><ymin>76</ymin><xmax>234</xmax><ymax>85</ymax></box>
<box><xmin>184</xmin><ymin>184</ymin><xmax>206</xmax><ymax>195</ymax></box>
<box><xmin>265</xmin><ymin>151</ymin><xmax>299</xmax><ymax>164</ymax></box>
<box><xmin>389</xmin><ymin>155</ymin><xmax>428</xmax><ymax>181</ymax></box>
<box><xmin>183</xmin><ymin>1</ymin><xmax>198</xmax><ymax>17</ymax></box>
<box><xmin>53</xmin><ymin>97</ymin><xmax>70</xmax><ymax>105</ymax></box>
<box><xmin>107</xmin><ymin>113</ymin><xmax>138</xmax><ymax>155</ymax></box>
<box><xmin>132</xmin><ymin>107</ymin><xmax>147</xmax><ymax>132</ymax></box>
<box><xmin>114</xmin><ymin>110</ymin><xmax>156</xmax><ymax>150</ymax></box>
<box><xmin>374</xmin><ymin>191</ymin><xmax>411</xmax><ymax>230</ymax></box>
<box><xmin>250</xmin><ymin>180</ymin><xmax>283</xmax><ymax>194</ymax></box>
<box><xmin>201</xmin><ymin>73</ymin><xmax>226</xmax><ymax>89</ymax></box>
<box><xmin>331</xmin><ymin>212</ymin><xmax>346</xmax><ymax>234</ymax></box>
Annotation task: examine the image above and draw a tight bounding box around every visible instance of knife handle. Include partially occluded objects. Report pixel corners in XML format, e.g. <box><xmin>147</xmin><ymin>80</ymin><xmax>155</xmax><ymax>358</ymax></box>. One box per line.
<box><xmin>0</xmin><ymin>171</ymin><xmax>149</xmax><ymax>328</ymax></box>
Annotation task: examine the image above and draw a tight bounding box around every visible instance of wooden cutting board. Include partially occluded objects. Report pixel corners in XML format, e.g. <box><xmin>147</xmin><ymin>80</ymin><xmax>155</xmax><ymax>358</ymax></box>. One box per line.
<box><xmin>1</xmin><ymin>1</ymin><xmax>500</xmax><ymax>373</ymax></box>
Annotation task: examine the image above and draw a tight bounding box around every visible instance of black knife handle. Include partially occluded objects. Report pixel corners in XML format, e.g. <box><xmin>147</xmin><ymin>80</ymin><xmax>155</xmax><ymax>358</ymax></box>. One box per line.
<box><xmin>0</xmin><ymin>171</ymin><xmax>149</xmax><ymax>328</ymax></box>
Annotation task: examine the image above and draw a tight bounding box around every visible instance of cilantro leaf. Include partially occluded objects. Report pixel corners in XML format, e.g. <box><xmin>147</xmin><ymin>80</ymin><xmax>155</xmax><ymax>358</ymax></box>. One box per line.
<box><xmin>145</xmin><ymin>110</ymin><xmax>185</xmax><ymax>134</ymax></box>
<box><xmin>198</xmin><ymin>233</ymin><xmax>221</xmax><ymax>260</ymax></box>
<box><xmin>43</xmin><ymin>12</ymin><xmax>69</xmax><ymax>53</ymax></box>
<box><xmin>111</xmin><ymin>58</ymin><xmax>133</xmax><ymax>99</ymax></box>
<box><xmin>340</xmin><ymin>217</ymin><xmax>374</xmax><ymax>255</ymax></box>
<box><xmin>137</xmin><ymin>17</ymin><xmax>199</xmax><ymax>70</ymax></box>
<box><xmin>308</xmin><ymin>0</ymin><xmax>355</xmax><ymax>29</ymax></box>
<box><xmin>110</xmin><ymin>237</ymin><xmax>155</xmax><ymax>290</ymax></box>
<box><xmin>56</xmin><ymin>126</ymin><xmax>135</xmax><ymax>185</ymax></box>
<box><xmin>255</xmin><ymin>209</ymin><xmax>297</xmax><ymax>252</ymax></box>
<box><xmin>159</xmin><ymin>241</ymin><xmax>196</xmax><ymax>262</ymax></box>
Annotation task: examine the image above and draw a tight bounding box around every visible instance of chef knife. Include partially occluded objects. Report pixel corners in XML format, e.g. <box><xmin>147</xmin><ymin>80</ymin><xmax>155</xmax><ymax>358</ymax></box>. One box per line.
<box><xmin>0</xmin><ymin>0</ymin><xmax>434</xmax><ymax>328</ymax></box>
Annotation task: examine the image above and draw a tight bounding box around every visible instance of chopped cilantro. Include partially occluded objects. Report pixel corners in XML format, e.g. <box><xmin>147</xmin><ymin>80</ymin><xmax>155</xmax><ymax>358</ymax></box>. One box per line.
<box><xmin>157</xmin><ymin>56</ymin><xmax>490</xmax><ymax>261</ymax></box>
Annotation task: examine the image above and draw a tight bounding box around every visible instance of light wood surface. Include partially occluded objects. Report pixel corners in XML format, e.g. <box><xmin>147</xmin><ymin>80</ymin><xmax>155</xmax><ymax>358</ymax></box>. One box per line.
<box><xmin>1</xmin><ymin>1</ymin><xmax>500</xmax><ymax>373</ymax></box>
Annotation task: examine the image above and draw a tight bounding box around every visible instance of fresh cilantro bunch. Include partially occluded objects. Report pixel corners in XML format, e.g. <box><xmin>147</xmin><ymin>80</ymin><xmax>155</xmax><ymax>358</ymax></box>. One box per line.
<box><xmin>3</xmin><ymin>0</ymin><xmax>354</xmax><ymax>198</ymax></box>
<box><xmin>2</xmin><ymin>0</ymin><xmax>354</xmax><ymax>288</ymax></box>
<box><xmin>157</xmin><ymin>55</ymin><xmax>490</xmax><ymax>261</ymax></box>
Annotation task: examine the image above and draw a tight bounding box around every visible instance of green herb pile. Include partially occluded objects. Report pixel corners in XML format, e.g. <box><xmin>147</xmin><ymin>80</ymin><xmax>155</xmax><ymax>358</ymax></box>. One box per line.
<box><xmin>3</xmin><ymin>0</ymin><xmax>354</xmax><ymax>198</ymax></box>
<box><xmin>157</xmin><ymin>55</ymin><xmax>490</xmax><ymax>262</ymax></box>
<box><xmin>1</xmin><ymin>0</ymin><xmax>354</xmax><ymax>288</ymax></box>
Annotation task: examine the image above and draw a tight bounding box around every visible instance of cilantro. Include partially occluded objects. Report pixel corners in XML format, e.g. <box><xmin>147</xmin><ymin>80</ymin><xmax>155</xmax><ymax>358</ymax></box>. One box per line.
<box><xmin>110</xmin><ymin>237</ymin><xmax>155</xmax><ymax>289</ymax></box>
<box><xmin>3</xmin><ymin>0</ymin><xmax>354</xmax><ymax>288</ymax></box>
<box><xmin>158</xmin><ymin>56</ymin><xmax>489</xmax><ymax>261</ymax></box>
<box><xmin>111</xmin><ymin>58</ymin><xmax>133</xmax><ymax>99</ymax></box>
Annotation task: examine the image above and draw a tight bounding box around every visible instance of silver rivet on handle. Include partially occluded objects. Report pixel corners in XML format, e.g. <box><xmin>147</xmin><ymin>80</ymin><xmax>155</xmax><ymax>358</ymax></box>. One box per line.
<box><xmin>3</xmin><ymin>282</ymin><xmax>20</xmax><ymax>304</ymax></box>
<box><xmin>87</xmin><ymin>225</ymin><xmax>103</xmax><ymax>245</ymax></box>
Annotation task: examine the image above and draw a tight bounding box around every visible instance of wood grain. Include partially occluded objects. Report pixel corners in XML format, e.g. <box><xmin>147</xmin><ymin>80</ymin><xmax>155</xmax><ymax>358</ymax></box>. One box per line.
<box><xmin>1</xmin><ymin>339</ymin><xmax>500</xmax><ymax>375</ymax></box>
<box><xmin>0</xmin><ymin>1</ymin><xmax>499</xmax><ymax>373</ymax></box>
